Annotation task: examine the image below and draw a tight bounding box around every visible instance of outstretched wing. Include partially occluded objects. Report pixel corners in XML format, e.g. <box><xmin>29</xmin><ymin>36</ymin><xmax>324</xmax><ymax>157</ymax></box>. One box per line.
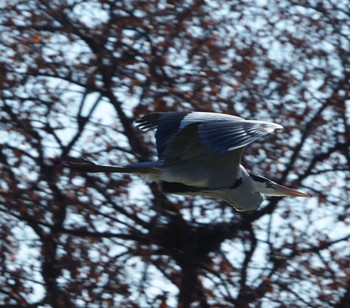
<box><xmin>136</xmin><ymin>112</ymin><xmax>283</xmax><ymax>165</ymax></box>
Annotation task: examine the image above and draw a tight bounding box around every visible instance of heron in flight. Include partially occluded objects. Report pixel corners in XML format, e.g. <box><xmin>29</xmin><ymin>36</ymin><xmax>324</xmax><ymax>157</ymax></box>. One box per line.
<box><xmin>68</xmin><ymin>111</ymin><xmax>309</xmax><ymax>211</ymax></box>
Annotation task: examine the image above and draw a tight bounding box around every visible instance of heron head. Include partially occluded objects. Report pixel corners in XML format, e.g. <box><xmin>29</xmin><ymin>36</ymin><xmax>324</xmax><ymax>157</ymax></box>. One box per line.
<box><xmin>250</xmin><ymin>174</ymin><xmax>310</xmax><ymax>198</ymax></box>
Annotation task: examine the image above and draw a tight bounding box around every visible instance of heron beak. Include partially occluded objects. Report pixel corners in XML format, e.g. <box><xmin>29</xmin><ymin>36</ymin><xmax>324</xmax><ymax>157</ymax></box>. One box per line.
<box><xmin>269</xmin><ymin>183</ymin><xmax>311</xmax><ymax>198</ymax></box>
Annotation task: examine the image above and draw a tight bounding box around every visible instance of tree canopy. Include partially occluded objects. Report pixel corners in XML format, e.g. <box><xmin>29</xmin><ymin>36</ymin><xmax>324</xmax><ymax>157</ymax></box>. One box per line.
<box><xmin>0</xmin><ymin>0</ymin><xmax>349</xmax><ymax>307</ymax></box>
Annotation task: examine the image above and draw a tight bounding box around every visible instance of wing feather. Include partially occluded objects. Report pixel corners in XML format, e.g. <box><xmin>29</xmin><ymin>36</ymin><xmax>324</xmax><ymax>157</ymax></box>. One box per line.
<box><xmin>199</xmin><ymin>120</ymin><xmax>283</xmax><ymax>154</ymax></box>
<box><xmin>136</xmin><ymin>112</ymin><xmax>283</xmax><ymax>166</ymax></box>
<box><xmin>136</xmin><ymin>112</ymin><xmax>189</xmax><ymax>157</ymax></box>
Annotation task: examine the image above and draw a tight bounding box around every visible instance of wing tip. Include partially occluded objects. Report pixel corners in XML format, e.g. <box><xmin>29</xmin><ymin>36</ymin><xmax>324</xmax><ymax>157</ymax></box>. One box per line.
<box><xmin>135</xmin><ymin>113</ymin><xmax>162</xmax><ymax>130</ymax></box>
<box><xmin>273</xmin><ymin>123</ymin><xmax>284</xmax><ymax>132</ymax></box>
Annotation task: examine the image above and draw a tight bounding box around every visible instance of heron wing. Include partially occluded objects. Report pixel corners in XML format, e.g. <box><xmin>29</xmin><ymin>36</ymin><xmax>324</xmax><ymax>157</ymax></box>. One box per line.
<box><xmin>162</xmin><ymin>122</ymin><xmax>244</xmax><ymax>169</ymax></box>
<box><xmin>136</xmin><ymin>112</ymin><xmax>283</xmax><ymax>165</ymax></box>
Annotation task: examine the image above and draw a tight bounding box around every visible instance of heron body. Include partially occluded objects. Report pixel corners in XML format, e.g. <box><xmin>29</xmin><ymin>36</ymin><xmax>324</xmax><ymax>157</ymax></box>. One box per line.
<box><xmin>69</xmin><ymin>111</ymin><xmax>309</xmax><ymax>211</ymax></box>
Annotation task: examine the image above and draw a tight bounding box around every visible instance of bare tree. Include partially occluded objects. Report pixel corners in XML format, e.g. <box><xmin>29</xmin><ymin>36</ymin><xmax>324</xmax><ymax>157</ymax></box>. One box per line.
<box><xmin>0</xmin><ymin>0</ymin><xmax>349</xmax><ymax>307</ymax></box>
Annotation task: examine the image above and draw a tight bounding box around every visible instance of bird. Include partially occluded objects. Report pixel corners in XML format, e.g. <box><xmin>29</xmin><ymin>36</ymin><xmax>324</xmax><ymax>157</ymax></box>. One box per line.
<box><xmin>67</xmin><ymin>111</ymin><xmax>310</xmax><ymax>211</ymax></box>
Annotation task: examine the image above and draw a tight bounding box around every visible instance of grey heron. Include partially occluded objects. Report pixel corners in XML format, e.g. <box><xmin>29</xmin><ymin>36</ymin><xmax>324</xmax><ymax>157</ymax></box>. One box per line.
<box><xmin>68</xmin><ymin>111</ymin><xmax>309</xmax><ymax>211</ymax></box>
